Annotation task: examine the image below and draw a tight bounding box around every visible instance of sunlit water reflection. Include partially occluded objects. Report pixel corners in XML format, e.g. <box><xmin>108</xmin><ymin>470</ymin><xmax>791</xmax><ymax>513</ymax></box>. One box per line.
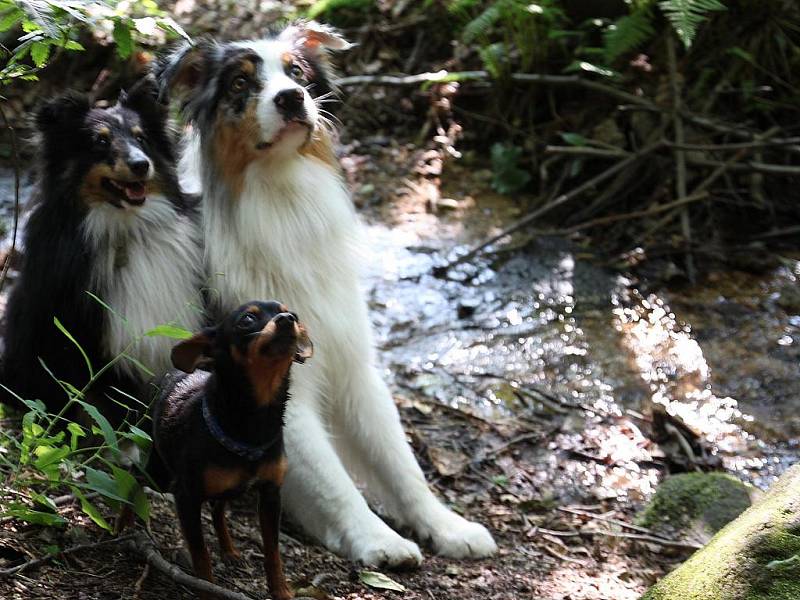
<box><xmin>363</xmin><ymin>219</ymin><xmax>800</xmax><ymax>494</ymax></box>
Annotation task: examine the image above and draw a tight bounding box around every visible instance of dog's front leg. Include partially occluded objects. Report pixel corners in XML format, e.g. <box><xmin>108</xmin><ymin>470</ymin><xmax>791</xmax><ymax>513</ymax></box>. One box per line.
<box><xmin>211</xmin><ymin>500</ymin><xmax>240</xmax><ymax>564</ymax></box>
<box><xmin>175</xmin><ymin>490</ymin><xmax>214</xmax><ymax>599</ymax></box>
<box><xmin>339</xmin><ymin>364</ymin><xmax>498</xmax><ymax>559</ymax></box>
<box><xmin>257</xmin><ymin>484</ymin><xmax>292</xmax><ymax>600</ymax></box>
<box><xmin>282</xmin><ymin>374</ymin><xmax>422</xmax><ymax>567</ymax></box>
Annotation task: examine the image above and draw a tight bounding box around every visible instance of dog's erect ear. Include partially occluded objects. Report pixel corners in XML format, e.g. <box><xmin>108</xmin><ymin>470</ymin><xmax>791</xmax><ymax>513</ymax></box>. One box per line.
<box><xmin>120</xmin><ymin>74</ymin><xmax>166</xmax><ymax>121</ymax></box>
<box><xmin>171</xmin><ymin>327</ymin><xmax>216</xmax><ymax>373</ymax></box>
<box><xmin>156</xmin><ymin>41</ymin><xmax>211</xmax><ymax>101</ymax></box>
<box><xmin>293</xmin><ymin>325</ymin><xmax>313</xmax><ymax>364</ymax></box>
<box><xmin>119</xmin><ymin>73</ymin><xmax>166</xmax><ymax>113</ymax></box>
<box><xmin>279</xmin><ymin>20</ymin><xmax>352</xmax><ymax>54</ymax></box>
<box><xmin>35</xmin><ymin>93</ymin><xmax>91</xmax><ymax>135</ymax></box>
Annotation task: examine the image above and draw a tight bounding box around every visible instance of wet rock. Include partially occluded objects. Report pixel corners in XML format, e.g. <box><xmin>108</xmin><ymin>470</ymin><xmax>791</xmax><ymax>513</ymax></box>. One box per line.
<box><xmin>642</xmin><ymin>465</ymin><xmax>800</xmax><ymax>600</ymax></box>
<box><xmin>457</xmin><ymin>297</ymin><xmax>480</xmax><ymax>319</ymax></box>
<box><xmin>638</xmin><ymin>472</ymin><xmax>753</xmax><ymax>547</ymax></box>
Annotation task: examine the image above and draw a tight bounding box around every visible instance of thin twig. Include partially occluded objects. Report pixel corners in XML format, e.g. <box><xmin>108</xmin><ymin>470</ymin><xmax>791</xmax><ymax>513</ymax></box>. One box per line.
<box><xmin>667</xmin><ymin>35</ymin><xmax>695</xmax><ymax>284</ymax></box>
<box><xmin>544</xmin><ymin>146</ymin><xmax>627</xmax><ymax>158</ymax></box>
<box><xmin>563</xmin><ymin>191</ymin><xmax>709</xmax><ymax>233</ymax></box>
<box><xmin>480</xmin><ymin>432</ymin><xmax>540</xmax><ymax>461</ymax></box>
<box><xmin>557</xmin><ymin>507</ymin><xmax>657</xmax><ymax>535</ymax></box>
<box><xmin>684</xmin><ymin>156</ymin><xmax>800</xmax><ymax>175</ymax></box>
<box><xmin>132</xmin><ymin>563</ymin><xmax>150</xmax><ymax>600</ymax></box>
<box><xmin>127</xmin><ymin>532</ymin><xmax>257</xmax><ymax>600</ymax></box>
<box><xmin>663</xmin><ymin>138</ymin><xmax>800</xmax><ymax>151</ymax></box>
<box><xmin>557</xmin><ymin>506</ymin><xmax>701</xmax><ymax>550</ymax></box>
<box><xmin>0</xmin><ymin>102</ymin><xmax>22</xmax><ymax>294</ymax></box>
<box><xmin>336</xmin><ymin>70</ymin><xmax>650</xmax><ymax>108</ymax></box>
<box><xmin>433</xmin><ymin>141</ymin><xmax>664</xmax><ymax>275</ymax></box>
<box><xmin>586</xmin><ymin>530</ymin><xmax>702</xmax><ymax>550</ymax></box>
<box><xmin>0</xmin><ymin>535</ymin><xmax>133</xmax><ymax>578</ymax></box>
<box><xmin>750</xmin><ymin>225</ymin><xmax>800</xmax><ymax>240</ymax></box>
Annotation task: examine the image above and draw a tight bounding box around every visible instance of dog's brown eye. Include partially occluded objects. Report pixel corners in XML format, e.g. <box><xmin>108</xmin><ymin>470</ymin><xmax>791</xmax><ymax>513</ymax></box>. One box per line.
<box><xmin>96</xmin><ymin>136</ymin><xmax>110</xmax><ymax>148</ymax></box>
<box><xmin>289</xmin><ymin>65</ymin><xmax>304</xmax><ymax>79</ymax></box>
<box><xmin>231</xmin><ymin>76</ymin><xmax>248</xmax><ymax>92</ymax></box>
<box><xmin>135</xmin><ymin>133</ymin><xmax>146</xmax><ymax>144</ymax></box>
<box><xmin>237</xmin><ymin>312</ymin><xmax>257</xmax><ymax>328</ymax></box>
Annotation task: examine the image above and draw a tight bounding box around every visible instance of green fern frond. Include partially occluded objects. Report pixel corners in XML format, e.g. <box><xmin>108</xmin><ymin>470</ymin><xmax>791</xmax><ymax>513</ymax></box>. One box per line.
<box><xmin>462</xmin><ymin>2</ymin><xmax>504</xmax><ymax>43</ymax></box>
<box><xmin>603</xmin><ymin>6</ymin><xmax>656</xmax><ymax>62</ymax></box>
<box><xmin>658</xmin><ymin>0</ymin><xmax>726</xmax><ymax>49</ymax></box>
<box><xmin>448</xmin><ymin>0</ymin><xmax>483</xmax><ymax>15</ymax></box>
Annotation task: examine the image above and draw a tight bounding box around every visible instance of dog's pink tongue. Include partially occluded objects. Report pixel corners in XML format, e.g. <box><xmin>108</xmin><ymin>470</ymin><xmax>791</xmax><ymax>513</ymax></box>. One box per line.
<box><xmin>124</xmin><ymin>182</ymin><xmax>146</xmax><ymax>204</ymax></box>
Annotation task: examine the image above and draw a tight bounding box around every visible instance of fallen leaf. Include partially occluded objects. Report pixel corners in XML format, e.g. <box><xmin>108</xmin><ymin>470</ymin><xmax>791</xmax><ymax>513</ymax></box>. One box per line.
<box><xmin>427</xmin><ymin>447</ymin><xmax>469</xmax><ymax>477</ymax></box>
<box><xmin>359</xmin><ymin>570</ymin><xmax>407</xmax><ymax>592</ymax></box>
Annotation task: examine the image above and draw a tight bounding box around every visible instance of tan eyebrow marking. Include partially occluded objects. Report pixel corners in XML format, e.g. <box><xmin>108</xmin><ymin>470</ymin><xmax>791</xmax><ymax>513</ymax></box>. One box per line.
<box><xmin>239</xmin><ymin>59</ymin><xmax>256</xmax><ymax>76</ymax></box>
<box><xmin>281</xmin><ymin>52</ymin><xmax>293</xmax><ymax>69</ymax></box>
<box><xmin>131</xmin><ymin>126</ymin><xmax>143</xmax><ymax>137</ymax></box>
<box><xmin>98</xmin><ymin>126</ymin><xmax>111</xmax><ymax>137</ymax></box>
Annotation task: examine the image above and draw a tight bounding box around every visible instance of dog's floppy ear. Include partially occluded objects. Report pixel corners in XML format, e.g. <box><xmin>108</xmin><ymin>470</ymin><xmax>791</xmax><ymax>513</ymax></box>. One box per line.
<box><xmin>35</xmin><ymin>93</ymin><xmax>91</xmax><ymax>136</ymax></box>
<box><xmin>293</xmin><ymin>324</ymin><xmax>313</xmax><ymax>364</ymax></box>
<box><xmin>171</xmin><ymin>327</ymin><xmax>216</xmax><ymax>373</ymax></box>
<box><xmin>279</xmin><ymin>20</ymin><xmax>352</xmax><ymax>54</ymax></box>
<box><xmin>156</xmin><ymin>40</ymin><xmax>212</xmax><ymax>101</ymax></box>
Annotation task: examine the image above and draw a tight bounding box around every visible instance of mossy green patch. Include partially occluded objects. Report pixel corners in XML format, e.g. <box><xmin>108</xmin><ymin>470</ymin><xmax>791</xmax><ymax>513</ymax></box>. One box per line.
<box><xmin>642</xmin><ymin>466</ymin><xmax>800</xmax><ymax>600</ymax></box>
<box><xmin>638</xmin><ymin>472</ymin><xmax>752</xmax><ymax>537</ymax></box>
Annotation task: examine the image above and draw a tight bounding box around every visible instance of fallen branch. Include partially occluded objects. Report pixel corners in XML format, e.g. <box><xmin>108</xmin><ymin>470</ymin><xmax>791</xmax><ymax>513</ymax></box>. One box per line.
<box><xmin>684</xmin><ymin>156</ymin><xmax>800</xmax><ymax>175</ymax></box>
<box><xmin>750</xmin><ymin>225</ymin><xmax>800</xmax><ymax>240</ymax></box>
<box><xmin>336</xmin><ymin>70</ymin><xmax>650</xmax><ymax>107</ymax></box>
<box><xmin>563</xmin><ymin>191</ymin><xmax>709</xmax><ymax>233</ymax></box>
<box><xmin>664</xmin><ymin>138</ymin><xmax>800</xmax><ymax>151</ymax></box>
<box><xmin>544</xmin><ymin>145</ymin><xmax>626</xmax><ymax>158</ymax></box>
<box><xmin>480</xmin><ymin>432</ymin><xmax>540</xmax><ymax>460</ymax></box>
<box><xmin>557</xmin><ymin>507</ymin><xmax>658</xmax><ymax>536</ymax></box>
<box><xmin>433</xmin><ymin>141</ymin><xmax>663</xmax><ymax>276</ymax></box>
<box><xmin>586</xmin><ymin>530</ymin><xmax>702</xmax><ymax>550</ymax></box>
<box><xmin>127</xmin><ymin>532</ymin><xmax>257</xmax><ymax>600</ymax></box>
<box><xmin>0</xmin><ymin>534</ymin><xmax>133</xmax><ymax>578</ymax></box>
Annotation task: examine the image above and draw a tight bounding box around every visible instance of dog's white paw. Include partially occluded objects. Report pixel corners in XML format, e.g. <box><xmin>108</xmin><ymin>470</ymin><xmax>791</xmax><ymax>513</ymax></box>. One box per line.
<box><xmin>421</xmin><ymin>512</ymin><xmax>497</xmax><ymax>558</ymax></box>
<box><xmin>346</xmin><ymin>527</ymin><xmax>422</xmax><ymax>568</ymax></box>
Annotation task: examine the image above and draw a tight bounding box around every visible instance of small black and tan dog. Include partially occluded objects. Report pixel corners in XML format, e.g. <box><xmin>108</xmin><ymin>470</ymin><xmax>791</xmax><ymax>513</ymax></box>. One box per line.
<box><xmin>151</xmin><ymin>301</ymin><xmax>312</xmax><ymax>600</ymax></box>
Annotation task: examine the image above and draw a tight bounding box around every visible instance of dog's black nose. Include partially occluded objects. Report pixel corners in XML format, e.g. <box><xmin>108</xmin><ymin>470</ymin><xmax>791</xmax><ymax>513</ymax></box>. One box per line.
<box><xmin>128</xmin><ymin>158</ymin><xmax>150</xmax><ymax>178</ymax></box>
<box><xmin>274</xmin><ymin>312</ymin><xmax>297</xmax><ymax>329</ymax></box>
<box><xmin>274</xmin><ymin>89</ymin><xmax>304</xmax><ymax>115</ymax></box>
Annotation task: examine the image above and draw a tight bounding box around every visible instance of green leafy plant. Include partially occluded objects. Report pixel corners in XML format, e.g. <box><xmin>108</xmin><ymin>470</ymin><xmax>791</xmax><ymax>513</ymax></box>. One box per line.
<box><xmin>601</xmin><ymin>0</ymin><xmax>727</xmax><ymax>63</ymax></box>
<box><xmin>0</xmin><ymin>0</ymin><xmax>189</xmax><ymax>85</ymax></box>
<box><xmin>659</xmin><ymin>0</ymin><xmax>726</xmax><ymax>48</ymax></box>
<box><xmin>490</xmin><ymin>142</ymin><xmax>531</xmax><ymax>195</ymax></box>
<box><xmin>602</xmin><ymin>5</ymin><xmax>656</xmax><ymax>63</ymax></box>
<box><xmin>450</xmin><ymin>0</ymin><xmax>567</xmax><ymax>76</ymax></box>
<box><xmin>0</xmin><ymin>297</ymin><xmax>196</xmax><ymax>532</ymax></box>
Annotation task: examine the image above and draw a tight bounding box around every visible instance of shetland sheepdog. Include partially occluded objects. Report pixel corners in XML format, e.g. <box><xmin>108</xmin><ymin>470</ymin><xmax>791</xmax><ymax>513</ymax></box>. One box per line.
<box><xmin>2</xmin><ymin>79</ymin><xmax>204</xmax><ymax>427</ymax></box>
<box><xmin>158</xmin><ymin>22</ymin><xmax>496</xmax><ymax>566</ymax></box>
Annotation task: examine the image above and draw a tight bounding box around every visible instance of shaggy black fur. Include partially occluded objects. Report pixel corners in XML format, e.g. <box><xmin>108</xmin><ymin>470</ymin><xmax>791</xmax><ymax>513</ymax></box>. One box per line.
<box><xmin>1</xmin><ymin>79</ymin><xmax>192</xmax><ymax>426</ymax></box>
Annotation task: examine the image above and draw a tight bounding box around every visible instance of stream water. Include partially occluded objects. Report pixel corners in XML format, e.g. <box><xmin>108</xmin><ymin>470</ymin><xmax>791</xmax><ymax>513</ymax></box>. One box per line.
<box><xmin>361</xmin><ymin>190</ymin><xmax>800</xmax><ymax>498</ymax></box>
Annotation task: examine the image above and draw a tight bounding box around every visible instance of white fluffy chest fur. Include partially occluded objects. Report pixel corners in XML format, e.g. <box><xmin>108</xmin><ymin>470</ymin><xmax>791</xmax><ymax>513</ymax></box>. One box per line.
<box><xmin>203</xmin><ymin>156</ymin><xmax>373</xmax><ymax>376</ymax></box>
<box><xmin>82</xmin><ymin>196</ymin><xmax>204</xmax><ymax>377</ymax></box>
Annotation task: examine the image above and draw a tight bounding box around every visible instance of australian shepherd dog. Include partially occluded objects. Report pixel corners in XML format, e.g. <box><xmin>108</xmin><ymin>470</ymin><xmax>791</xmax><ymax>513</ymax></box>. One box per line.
<box><xmin>2</xmin><ymin>79</ymin><xmax>204</xmax><ymax>427</ymax></box>
<box><xmin>158</xmin><ymin>22</ymin><xmax>496</xmax><ymax>565</ymax></box>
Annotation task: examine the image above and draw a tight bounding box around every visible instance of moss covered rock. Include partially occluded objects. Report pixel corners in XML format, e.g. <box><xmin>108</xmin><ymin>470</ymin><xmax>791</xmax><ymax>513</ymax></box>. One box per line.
<box><xmin>642</xmin><ymin>465</ymin><xmax>800</xmax><ymax>600</ymax></box>
<box><xmin>638</xmin><ymin>472</ymin><xmax>753</xmax><ymax>544</ymax></box>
